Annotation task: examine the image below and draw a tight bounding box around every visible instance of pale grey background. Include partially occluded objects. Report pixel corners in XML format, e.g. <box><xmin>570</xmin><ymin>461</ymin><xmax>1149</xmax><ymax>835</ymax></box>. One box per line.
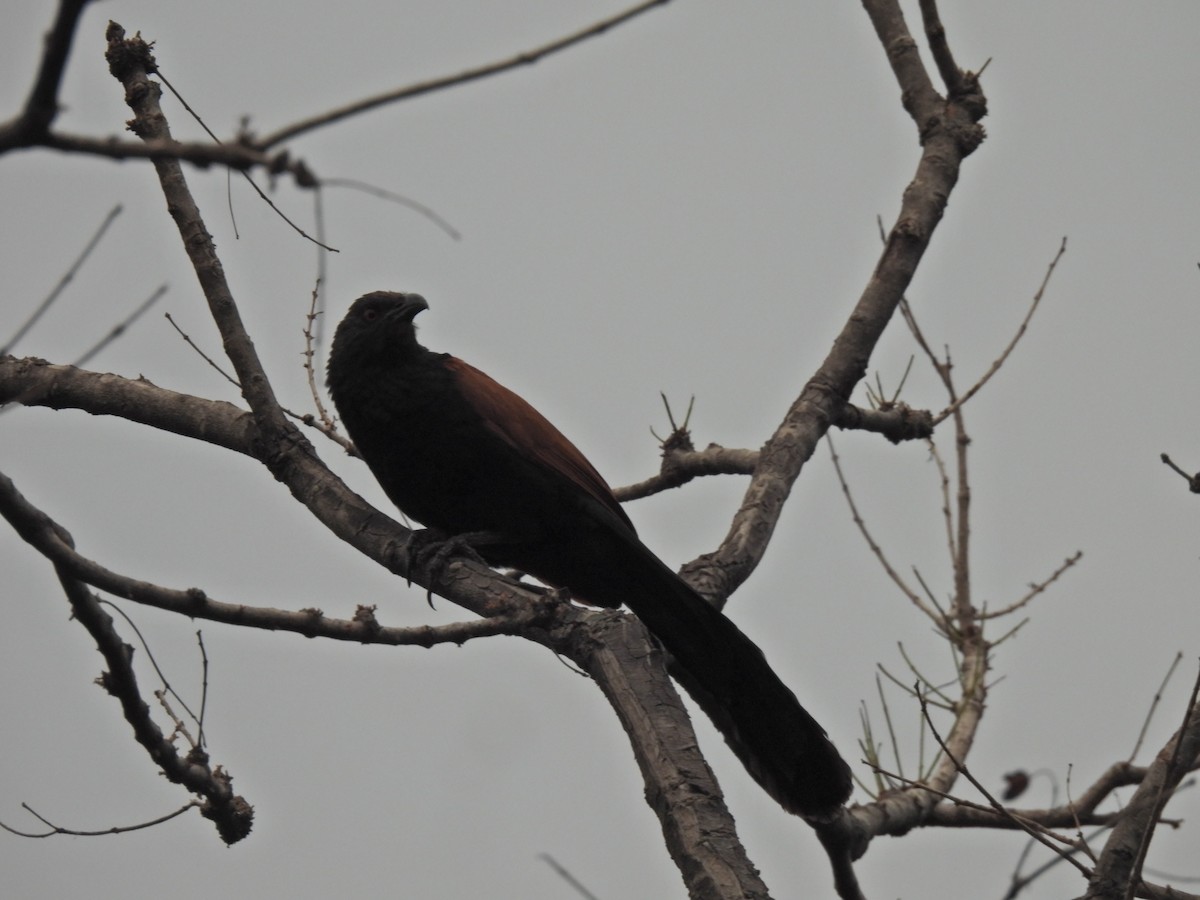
<box><xmin>2</xmin><ymin>2</ymin><xmax>1199</xmax><ymax>898</ymax></box>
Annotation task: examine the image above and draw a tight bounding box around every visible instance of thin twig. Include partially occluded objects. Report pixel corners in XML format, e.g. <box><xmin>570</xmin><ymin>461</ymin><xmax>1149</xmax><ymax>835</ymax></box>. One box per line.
<box><xmin>916</xmin><ymin>690</ymin><xmax>1091</xmax><ymax>876</ymax></box>
<box><xmin>876</xmin><ymin>672</ymin><xmax>905</xmax><ymax>780</ymax></box>
<box><xmin>196</xmin><ymin>631</ymin><xmax>209</xmax><ymax>749</ymax></box>
<box><xmin>258</xmin><ymin>0</ymin><xmax>675</xmax><ymax>148</ymax></box>
<box><xmin>155</xmin><ymin>688</ymin><xmax>199</xmax><ymax>749</ymax></box>
<box><xmin>827</xmin><ymin>434</ymin><xmax>937</xmax><ymax>622</ymax></box>
<box><xmin>537</xmin><ymin>854</ymin><xmax>601</xmax><ymax>900</ymax></box>
<box><xmin>166</xmin><ymin>308</ymin><xmax>351</xmax><ymax>449</ymax></box>
<box><xmin>987</xmin><ymin>616</ymin><xmax>1030</xmax><ymax>648</ymax></box>
<box><xmin>72</xmin><ymin>283</ymin><xmax>167</xmax><ymax>366</ymax></box>
<box><xmin>155</xmin><ymin>69</ymin><xmax>337</xmax><ymax>253</ymax></box>
<box><xmin>164</xmin><ymin>312</ymin><xmax>241</xmax><ymax>387</ymax></box>
<box><xmin>1129</xmin><ymin>652</ymin><xmax>1184</xmax><ymax>762</ymax></box>
<box><xmin>895</xmin><ymin>643</ymin><xmax>957</xmax><ymax>707</ymax></box>
<box><xmin>1064</xmin><ymin>764</ymin><xmax>1100</xmax><ymax>865</ymax></box>
<box><xmin>870</xmin><ymin>762</ymin><xmax>1083</xmax><ymax>850</ymax></box>
<box><xmin>980</xmin><ymin>551</ymin><xmax>1083</xmax><ymax>620</ymax></box>
<box><xmin>0</xmin><ymin>801</ymin><xmax>199</xmax><ymax>839</ymax></box>
<box><xmin>311</xmin><ymin>187</ymin><xmax>329</xmax><ymax>349</ymax></box>
<box><xmin>1003</xmin><ymin>825</ymin><xmax>1108</xmax><ymax>900</ymax></box>
<box><xmin>911</xmin><ymin>566</ymin><xmax>954</xmax><ymax>638</ymax></box>
<box><xmin>99</xmin><ymin>598</ymin><xmax>203</xmax><ymax>735</ymax></box>
<box><xmin>857</xmin><ymin>702</ymin><xmax>888</xmax><ymax>795</ymax></box>
<box><xmin>1</xmin><ymin>204</ymin><xmax>122</xmax><ymax>355</ymax></box>
<box><xmin>934</xmin><ymin>237</ymin><xmax>1067</xmax><ymax>426</ymax></box>
<box><xmin>926</xmin><ymin>437</ymin><xmax>958</xmax><ymax>571</ymax></box>
<box><xmin>303</xmin><ymin>282</ymin><xmax>339</xmax><ymax>437</ymax></box>
<box><xmin>1160</xmin><ymin>453</ymin><xmax>1200</xmax><ymax>493</ymax></box>
<box><xmin>321</xmin><ymin>177</ymin><xmax>462</xmax><ymax>240</ymax></box>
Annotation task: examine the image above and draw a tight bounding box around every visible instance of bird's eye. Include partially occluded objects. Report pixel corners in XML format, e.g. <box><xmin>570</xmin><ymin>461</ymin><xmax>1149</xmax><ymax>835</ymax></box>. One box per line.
<box><xmin>361</xmin><ymin>307</ymin><xmax>379</xmax><ymax>322</ymax></box>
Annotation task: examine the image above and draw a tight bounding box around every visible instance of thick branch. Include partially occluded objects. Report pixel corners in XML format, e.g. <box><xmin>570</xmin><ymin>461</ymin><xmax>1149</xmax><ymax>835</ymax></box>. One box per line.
<box><xmin>0</xmin><ymin>463</ymin><xmax>553</xmax><ymax>644</ymax></box>
<box><xmin>105</xmin><ymin>25</ymin><xmax>288</xmax><ymax>435</ymax></box>
<box><xmin>685</xmin><ymin>0</ymin><xmax>986</xmax><ymax>606</ymax></box>
<box><xmin>1085</xmin><ymin>687</ymin><xmax>1200</xmax><ymax>900</ymax></box>
<box><xmin>98</xmin><ymin>26</ymin><xmax>505</xmax><ymax>620</ymax></box>
<box><xmin>569</xmin><ymin>612</ymin><xmax>773</xmax><ymax>900</ymax></box>
<box><xmin>2</xmin><ymin>353</ymin><xmax>803</xmax><ymax>889</ymax></box>
<box><xmin>0</xmin><ymin>356</ymin><xmax>535</xmax><ymax>620</ymax></box>
<box><xmin>2</xmin><ymin>425</ymin><xmax>769</xmax><ymax>894</ymax></box>
<box><xmin>1</xmin><ymin>356</ymin><xmax>255</xmax><ymax>449</ymax></box>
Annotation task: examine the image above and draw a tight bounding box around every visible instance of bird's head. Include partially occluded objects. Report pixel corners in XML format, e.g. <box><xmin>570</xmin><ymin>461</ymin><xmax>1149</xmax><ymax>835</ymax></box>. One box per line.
<box><xmin>328</xmin><ymin>291</ymin><xmax>429</xmax><ymax>371</ymax></box>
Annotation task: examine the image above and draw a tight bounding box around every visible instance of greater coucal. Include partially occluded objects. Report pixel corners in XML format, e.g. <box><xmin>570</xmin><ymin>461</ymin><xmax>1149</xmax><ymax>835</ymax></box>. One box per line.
<box><xmin>327</xmin><ymin>291</ymin><xmax>851</xmax><ymax>818</ymax></box>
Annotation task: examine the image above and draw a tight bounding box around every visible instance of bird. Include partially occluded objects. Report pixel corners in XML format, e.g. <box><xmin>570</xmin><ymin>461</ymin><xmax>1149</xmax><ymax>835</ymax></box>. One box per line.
<box><xmin>326</xmin><ymin>290</ymin><xmax>852</xmax><ymax>819</ymax></box>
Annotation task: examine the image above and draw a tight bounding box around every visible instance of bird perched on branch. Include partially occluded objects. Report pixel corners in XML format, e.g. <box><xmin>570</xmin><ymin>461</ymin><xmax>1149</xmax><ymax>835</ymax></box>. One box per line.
<box><xmin>326</xmin><ymin>291</ymin><xmax>851</xmax><ymax>818</ymax></box>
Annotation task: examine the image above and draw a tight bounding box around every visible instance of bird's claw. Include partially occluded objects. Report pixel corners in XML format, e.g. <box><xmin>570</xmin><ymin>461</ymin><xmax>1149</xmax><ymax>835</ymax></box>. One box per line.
<box><xmin>402</xmin><ymin>529</ymin><xmax>494</xmax><ymax>608</ymax></box>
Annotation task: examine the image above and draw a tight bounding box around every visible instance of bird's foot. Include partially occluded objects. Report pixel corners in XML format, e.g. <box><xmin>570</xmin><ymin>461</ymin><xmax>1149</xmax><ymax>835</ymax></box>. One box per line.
<box><xmin>403</xmin><ymin>529</ymin><xmax>498</xmax><ymax>608</ymax></box>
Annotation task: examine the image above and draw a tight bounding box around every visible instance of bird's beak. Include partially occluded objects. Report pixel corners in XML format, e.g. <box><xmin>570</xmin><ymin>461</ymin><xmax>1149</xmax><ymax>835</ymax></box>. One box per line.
<box><xmin>393</xmin><ymin>293</ymin><xmax>429</xmax><ymax>321</ymax></box>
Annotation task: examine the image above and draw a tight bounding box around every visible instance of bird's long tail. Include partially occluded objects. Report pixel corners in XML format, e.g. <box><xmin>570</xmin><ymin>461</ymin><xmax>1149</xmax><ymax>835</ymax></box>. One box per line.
<box><xmin>578</xmin><ymin>536</ymin><xmax>853</xmax><ymax>819</ymax></box>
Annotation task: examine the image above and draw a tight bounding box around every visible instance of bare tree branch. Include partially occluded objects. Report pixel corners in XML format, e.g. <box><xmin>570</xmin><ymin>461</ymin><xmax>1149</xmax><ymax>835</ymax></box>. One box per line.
<box><xmin>2</xmin><ymin>1</ymin><xmax>672</xmax><ymax>192</ymax></box>
<box><xmin>921</xmin><ymin>692</ymin><xmax>1092</xmax><ymax>877</ymax></box>
<box><xmin>1160</xmin><ymin>453</ymin><xmax>1200</xmax><ymax>494</ymax></box>
<box><xmin>614</xmin><ymin>445</ymin><xmax>758</xmax><ymax>501</ymax></box>
<box><xmin>827</xmin><ymin>433</ymin><xmax>942</xmax><ymax>625</ymax></box>
<box><xmin>931</xmin><ymin>237</ymin><xmax>1067</xmax><ymax>427</ymax></box>
<box><xmin>53</xmin><ymin>566</ymin><xmax>254</xmax><ymax>845</ymax></box>
<box><xmin>611</xmin><ymin>402</ymin><xmax>933</xmax><ymax>505</ymax></box>
<box><xmin>35</xmin><ymin>130</ymin><xmax>311</xmax><ymax>176</ymax></box>
<box><xmin>0</xmin><ymin>467</ymin><xmax>556</xmax><ymax>645</ymax></box>
<box><xmin>917</xmin><ymin>0</ymin><xmax>966</xmax><ymax>96</ymax></box>
<box><xmin>0</xmin><ymin>800</ymin><xmax>199</xmax><ymax>839</ymax></box>
<box><xmin>834</xmin><ymin>402</ymin><xmax>934</xmax><ymax>443</ymax></box>
<box><xmin>571</xmin><ymin>612</ymin><xmax>775</xmax><ymax>900</ymax></box>
<box><xmin>683</xmin><ymin>0</ymin><xmax>986</xmax><ymax>609</ymax></box>
<box><xmin>923</xmin><ymin>761</ymin><xmax>1147</xmax><ymax>830</ymax></box>
<box><xmin>105</xmin><ymin>25</ymin><xmax>288</xmax><ymax>425</ymax></box>
<box><xmin>8</xmin><ymin>3</ymin><xmax>1179</xmax><ymax>895</ymax></box>
<box><xmin>72</xmin><ymin>283</ymin><xmax>166</xmax><ymax>367</ymax></box>
<box><xmin>0</xmin><ymin>475</ymin><xmax>257</xmax><ymax>844</ymax></box>
<box><xmin>257</xmin><ymin>0</ymin><xmax>675</xmax><ymax>148</ymax></box>
<box><xmin>1085</xmin><ymin>670</ymin><xmax>1200</xmax><ymax>900</ymax></box>
<box><xmin>1</xmin><ymin>203</ymin><xmax>122</xmax><ymax>356</ymax></box>
<box><xmin>15</xmin><ymin>26</ymin><xmax>774</xmax><ymax>891</ymax></box>
<box><xmin>0</xmin><ymin>355</ymin><xmax>526</xmax><ymax>623</ymax></box>
<box><xmin>1130</xmin><ymin>653</ymin><xmax>1185</xmax><ymax>762</ymax></box>
<box><xmin>0</xmin><ymin>356</ymin><xmax>256</xmax><ymax>450</ymax></box>
<box><xmin>0</xmin><ymin>0</ymin><xmax>92</xmax><ymax>146</ymax></box>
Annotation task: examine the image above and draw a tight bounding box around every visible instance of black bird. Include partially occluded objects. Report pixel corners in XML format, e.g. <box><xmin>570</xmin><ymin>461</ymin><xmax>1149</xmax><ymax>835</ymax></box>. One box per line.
<box><xmin>327</xmin><ymin>291</ymin><xmax>851</xmax><ymax>818</ymax></box>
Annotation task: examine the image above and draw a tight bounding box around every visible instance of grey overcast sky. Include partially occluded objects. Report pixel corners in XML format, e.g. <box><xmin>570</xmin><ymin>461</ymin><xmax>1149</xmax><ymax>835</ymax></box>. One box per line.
<box><xmin>3</xmin><ymin>2</ymin><xmax>1200</xmax><ymax>898</ymax></box>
